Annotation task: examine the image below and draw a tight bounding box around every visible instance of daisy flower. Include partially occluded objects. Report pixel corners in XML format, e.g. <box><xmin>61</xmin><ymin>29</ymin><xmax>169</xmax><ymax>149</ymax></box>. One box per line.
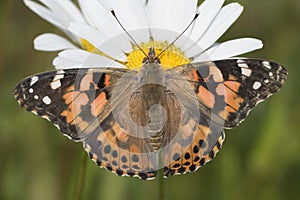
<box><xmin>24</xmin><ymin>0</ymin><xmax>263</xmax><ymax>69</ymax></box>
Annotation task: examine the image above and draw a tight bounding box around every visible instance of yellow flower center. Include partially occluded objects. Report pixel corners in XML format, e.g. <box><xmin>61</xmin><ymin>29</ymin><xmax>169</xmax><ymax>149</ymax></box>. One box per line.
<box><xmin>81</xmin><ymin>39</ymin><xmax>191</xmax><ymax>70</ymax></box>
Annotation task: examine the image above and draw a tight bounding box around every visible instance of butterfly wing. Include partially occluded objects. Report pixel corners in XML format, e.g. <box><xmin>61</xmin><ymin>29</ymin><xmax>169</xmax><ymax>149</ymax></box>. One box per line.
<box><xmin>160</xmin><ymin>88</ymin><xmax>226</xmax><ymax>177</ymax></box>
<box><xmin>13</xmin><ymin>59</ymin><xmax>287</xmax><ymax>180</ymax></box>
<box><xmin>162</xmin><ymin>59</ymin><xmax>287</xmax><ymax>176</ymax></box>
<box><xmin>168</xmin><ymin>59</ymin><xmax>287</xmax><ymax>128</ymax></box>
<box><xmin>13</xmin><ymin>68</ymin><xmax>132</xmax><ymax>141</ymax></box>
<box><xmin>14</xmin><ymin>67</ymin><xmax>161</xmax><ymax>180</ymax></box>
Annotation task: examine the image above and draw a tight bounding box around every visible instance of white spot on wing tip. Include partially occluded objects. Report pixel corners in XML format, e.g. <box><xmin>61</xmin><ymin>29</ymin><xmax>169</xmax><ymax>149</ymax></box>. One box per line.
<box><xmin>30</xmin><ymin>76</ymin><xmax>39</xmax><ymax>86</ymax></box>
<box><xmin>263</xmin><ymin>61</ymin><xmax>272</xmax><ymax>69</ymax></box>
<box><xmin>42</xmin><ymin>96</ymin><xmax>51</xmax><ymax>105</ymax></box>
<box><xmin>57</xmin><ymin>70</ymin><xmax>65</xmax><ymax>74</ymax></box>
<box><xmin>29</xmin><ymin>88</ymin><xmax>34</xmax><ymax>93</ymax></box>
<box><xmin>50</xmin><ymin>73</ymin><xmax>64</xmax><ymax>90</ymax></box>
<box><xmin>53</xmin><ymin>74</ymin><xmax>64</xmax><ymax>81</ymax></box>
<box><xmin>238</xmin><ymin>62</ymin><xmax>249</xmax><ymax>69</ymax></box>
<box><xmin>253</xmin><ymin>81</ymin><xmax>262</xmax><ymax>90</ymax></box>
<box><xmin>50</xmin><ymin>80</ymin><xmax>61</xmax><ymax>90</ymax></box>
<box><xmin>237</xmin><ymin>61</ymin><xmax>252</xmax><ymax>77</ymax></box>
<box><xmin>241</xmin><ymin>68</ymin><xmax>252</xmax><ymax>77</ymax></box>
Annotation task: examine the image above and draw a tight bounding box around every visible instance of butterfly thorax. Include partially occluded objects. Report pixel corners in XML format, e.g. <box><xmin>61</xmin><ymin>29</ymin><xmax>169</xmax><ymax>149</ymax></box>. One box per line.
<box><xmin>138</xmin><ymin>63</ymin><xmax>165</xmax><ymax>84</ymax></box>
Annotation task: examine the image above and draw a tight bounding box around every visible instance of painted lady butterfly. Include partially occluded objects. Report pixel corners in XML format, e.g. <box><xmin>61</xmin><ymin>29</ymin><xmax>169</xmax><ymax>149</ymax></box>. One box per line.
<box><xmin>14</xmin><ymin>48</ymin><xmax>287</xmax><ymax>180</ymax></box>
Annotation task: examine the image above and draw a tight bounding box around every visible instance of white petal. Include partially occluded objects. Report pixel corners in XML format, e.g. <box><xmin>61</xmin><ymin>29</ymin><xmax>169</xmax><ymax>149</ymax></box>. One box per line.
<box><xmin>24</xmin><ymin>0</ymin><xmax>84</xmax><ymax>42</ymax></box>
<box><xmin>188</xmin><ymin>0</ymin><xmax>225</xmax><ymax>40</ymax></box>
<box><xmin>81</xmin><ymin>0</ymin><xmax>150</xmax><ymax>46</ymax></box>
<box><xmin>147</xmin><ymin>0</ymin><xmax>196</xmax><ymax>30</ymax></box>
<box><xmin>108</xmin><ymin>0</ymin><xmax>150</xmax><ymax>43</ymax></box>
<box><xmin>78</xmin><ymin>0</ymin><xmax>122</xmax><ymax>37</ymax></box>
<box><xmin>110</xmin><ymin>0</ymin><xmax>148</xmax><ymax>30</ymax></box>
<box><xmin>53</xmin><ymin>56</ymin><xmax>81</xmax><ymax>69</ymax></box>
<box><xmin>147</xmin><ymin>0</ymin><xmax>197</xmax><ymax>42</ymax></box>
<box><xmin>39</xmin><ymin>0</ymin><xmax>85</xmax><ymax>25</ymax></box>
<box><xmin>89</xmin><ymin>0</ymin><xmax>150</xmax><ymax>43</ymax></box>
<box><xmin>69</xmin><ymin>22</ymin><xmax>106</xmax><ymax>47</ymax></box>
<box><xmin>182</xmin><ymin>0</ymin><xmax>224</xmax><ymax>51</ymax></box>
<box><xmin>69</xmin><ymin>22</ymin><xmax>128</xmax><ymax>61</ymax></box>
<box><xmin>96</xmin><ymin>0</ymin><xmax>113</xmax><ymax>10</ymax></box>
<box><xmin>54</xmin><ymin>49</ymin><xmax>125</xmax><ymax>69</ymax></box>
<box><xmin>98</xmin><ymin>0</ymin><xmax>147</xmax><ymax>10</ymax></box>
<box><xmin>197</xmin><ymin>3</ymin><xmax>244</xmax><ymax>51</ymax></box>
<box><xmin>193</xmin><ymin>38</ymin><xmax>263</xmax><ymax>62</ymax></box>
<box><xmin>34</xmin><ymin>33</ymin><xmax>77</xmax><ymax>51</ymax></box>
<box><xmin>24</xmin><ymin>0</ymin><xmax>65</xmax><ymax>30</ymax></box>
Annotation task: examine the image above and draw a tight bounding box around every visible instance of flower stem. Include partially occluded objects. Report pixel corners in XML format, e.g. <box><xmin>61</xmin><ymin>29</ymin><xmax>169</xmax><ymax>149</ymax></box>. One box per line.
<box><xmin>72</xmin><ymin>150</ymin><xmax>88</xmax><ymax>200</ymax></box>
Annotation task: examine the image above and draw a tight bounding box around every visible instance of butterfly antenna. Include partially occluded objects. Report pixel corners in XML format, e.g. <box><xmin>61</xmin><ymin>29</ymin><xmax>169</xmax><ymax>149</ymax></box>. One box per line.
<box><xmin>111</xmin><ymin>10</ymin><xmax>148</xmax><ymax>58</ymax></box>
<box><xmin>156</xmin><ymin>13</ymin><xmax>199</xmax><ymax>59</ymax></box>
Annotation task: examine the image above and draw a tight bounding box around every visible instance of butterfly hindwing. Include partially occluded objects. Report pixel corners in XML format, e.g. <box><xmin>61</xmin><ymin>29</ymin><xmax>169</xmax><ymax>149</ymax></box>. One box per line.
<box><xmin>163</xmin><ymin>67</ymin><xmax>226</xmax><ymax>177</ymax></box>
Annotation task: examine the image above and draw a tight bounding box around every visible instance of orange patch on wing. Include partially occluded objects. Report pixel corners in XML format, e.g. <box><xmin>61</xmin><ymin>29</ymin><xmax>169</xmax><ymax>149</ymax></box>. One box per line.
<box><xmin>229</xmin><ymin>74</ymin><xmax>238</xmax><ymax>81</ymax></box>
<box><xmin>90</xmin><ymin>92</ymin><xmax>107</xmax><ymax>117</ymax></box>
<box><xmin>223</xmin><ymin>87</ymin><xmax>244</xmax><ymax>111</ymax></box>
<box><xmin>113</xmin><ymin>123</ymin><xmax>129</xmax><ymax>142</ymax></box>
<box><xmin>104</xmin><ymin>130</ymin><xmax>117</xmax><ymax>144</ymax></box>
<box><xmin>216</xmin><ymin>82</ymin><xmax>244</xmax><ymax>119</ymax></box>
<box><xmin>70</xmin><ymin>116</ymin><xmax>82</xmax><ymax>126</ymax></box>
<box><xmin>198</xmin><ymin>125</ymin><xmax>210</xmax><ymax>138</ymax></box>
<box><xmin>224</xmin><ymin>81</ymin><xmax>241</xmax><ymax>93</ymax></box>
<box><xmin>192</xmin><ymin>69</ymin><xmax>200</xmax><ymax>81</ymax></box>
<box><xmin>78</xmin><ymin>121</ymin><xmax>89</xmax><ymax>131</ymax></box>
<box><xmin>61</xmin><ymin>93</ymin><xmax>89</xmax><ymax>123</ymax></box>
<box><xmin>63</xmin><ymin>91</ymin><xmax>80</xmax><ymax>104</ymax></box>
<box><xmin>66</xmin><ymin>85</ymin><xmax>75</xmax><ymax>92</ymax></box>
<box><xmin>198</xmin><ymin>86</ymin><xmax>215</xmax><ymax>109</ymax></box>
<box><xmin>72</xmin><ymin>117</ymin><xmax>89</xmax><ymax>131</ymax></box>
<box><xmin>209</xmin><ymin>66</ymin><xmax>223</xmax><ymax>82</ymax></box>
<box><xmin>218</xmin><ymin>110</ymin><xmax>226</xmax><ymax>120</ymax></box>
<box><xmin>180</xmin><ymin>118</ymin><xmax>196</xmax><ymax>139</ymax></box>
<box><xmin>80</xmin><ymin>73</ymin><xmax>96</xmax><ymax>91</ymax></box>
<box><xmin>104</xmin><ymin>74</ymin><xmax>111</xmax><ymax>87</ymax></box>
<box><xmin>225</xmin><ymin>106</ymin><xmax>236</xmax><ymax>114</ymax></box>
<box><xmin>216</xmin><ymin>83</ymin><xmax>225</xmax><ymax>96</ymax></box>
<box><xmin>130</xmin><ymin>144</ymin><xmax>140</xmax><ymax>153</ymax></box>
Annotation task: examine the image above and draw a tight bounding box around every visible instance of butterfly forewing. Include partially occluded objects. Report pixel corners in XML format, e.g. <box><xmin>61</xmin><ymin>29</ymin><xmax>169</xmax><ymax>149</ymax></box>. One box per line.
<box><xmin>169</xmin><ymin>59</ymin><xmax>287</xmax><ymax>128</ymax></box>
<box><xmin>13</xmin><ymin>68</ymin><xmax>130</xmax><ymax>141</ymax></box>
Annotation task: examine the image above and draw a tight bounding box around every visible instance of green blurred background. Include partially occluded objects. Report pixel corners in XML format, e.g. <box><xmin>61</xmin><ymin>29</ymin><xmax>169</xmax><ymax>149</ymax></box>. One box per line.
<box><xmin>0</xmin><ymin>0</ymin><xmax>299</xmax><ymax>200</ymax></box>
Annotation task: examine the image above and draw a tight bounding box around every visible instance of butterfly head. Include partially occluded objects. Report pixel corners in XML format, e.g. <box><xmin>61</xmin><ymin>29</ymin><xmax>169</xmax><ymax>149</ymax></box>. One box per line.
<box><xmin>142</xmin><ymin>47</ymin><xmax>161</xmax><ymax>65</ymax></box>
<box><xmin>138</xmin><ymin>47</ymin><xmax>165</xmax><ymax>84</ymax></box>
